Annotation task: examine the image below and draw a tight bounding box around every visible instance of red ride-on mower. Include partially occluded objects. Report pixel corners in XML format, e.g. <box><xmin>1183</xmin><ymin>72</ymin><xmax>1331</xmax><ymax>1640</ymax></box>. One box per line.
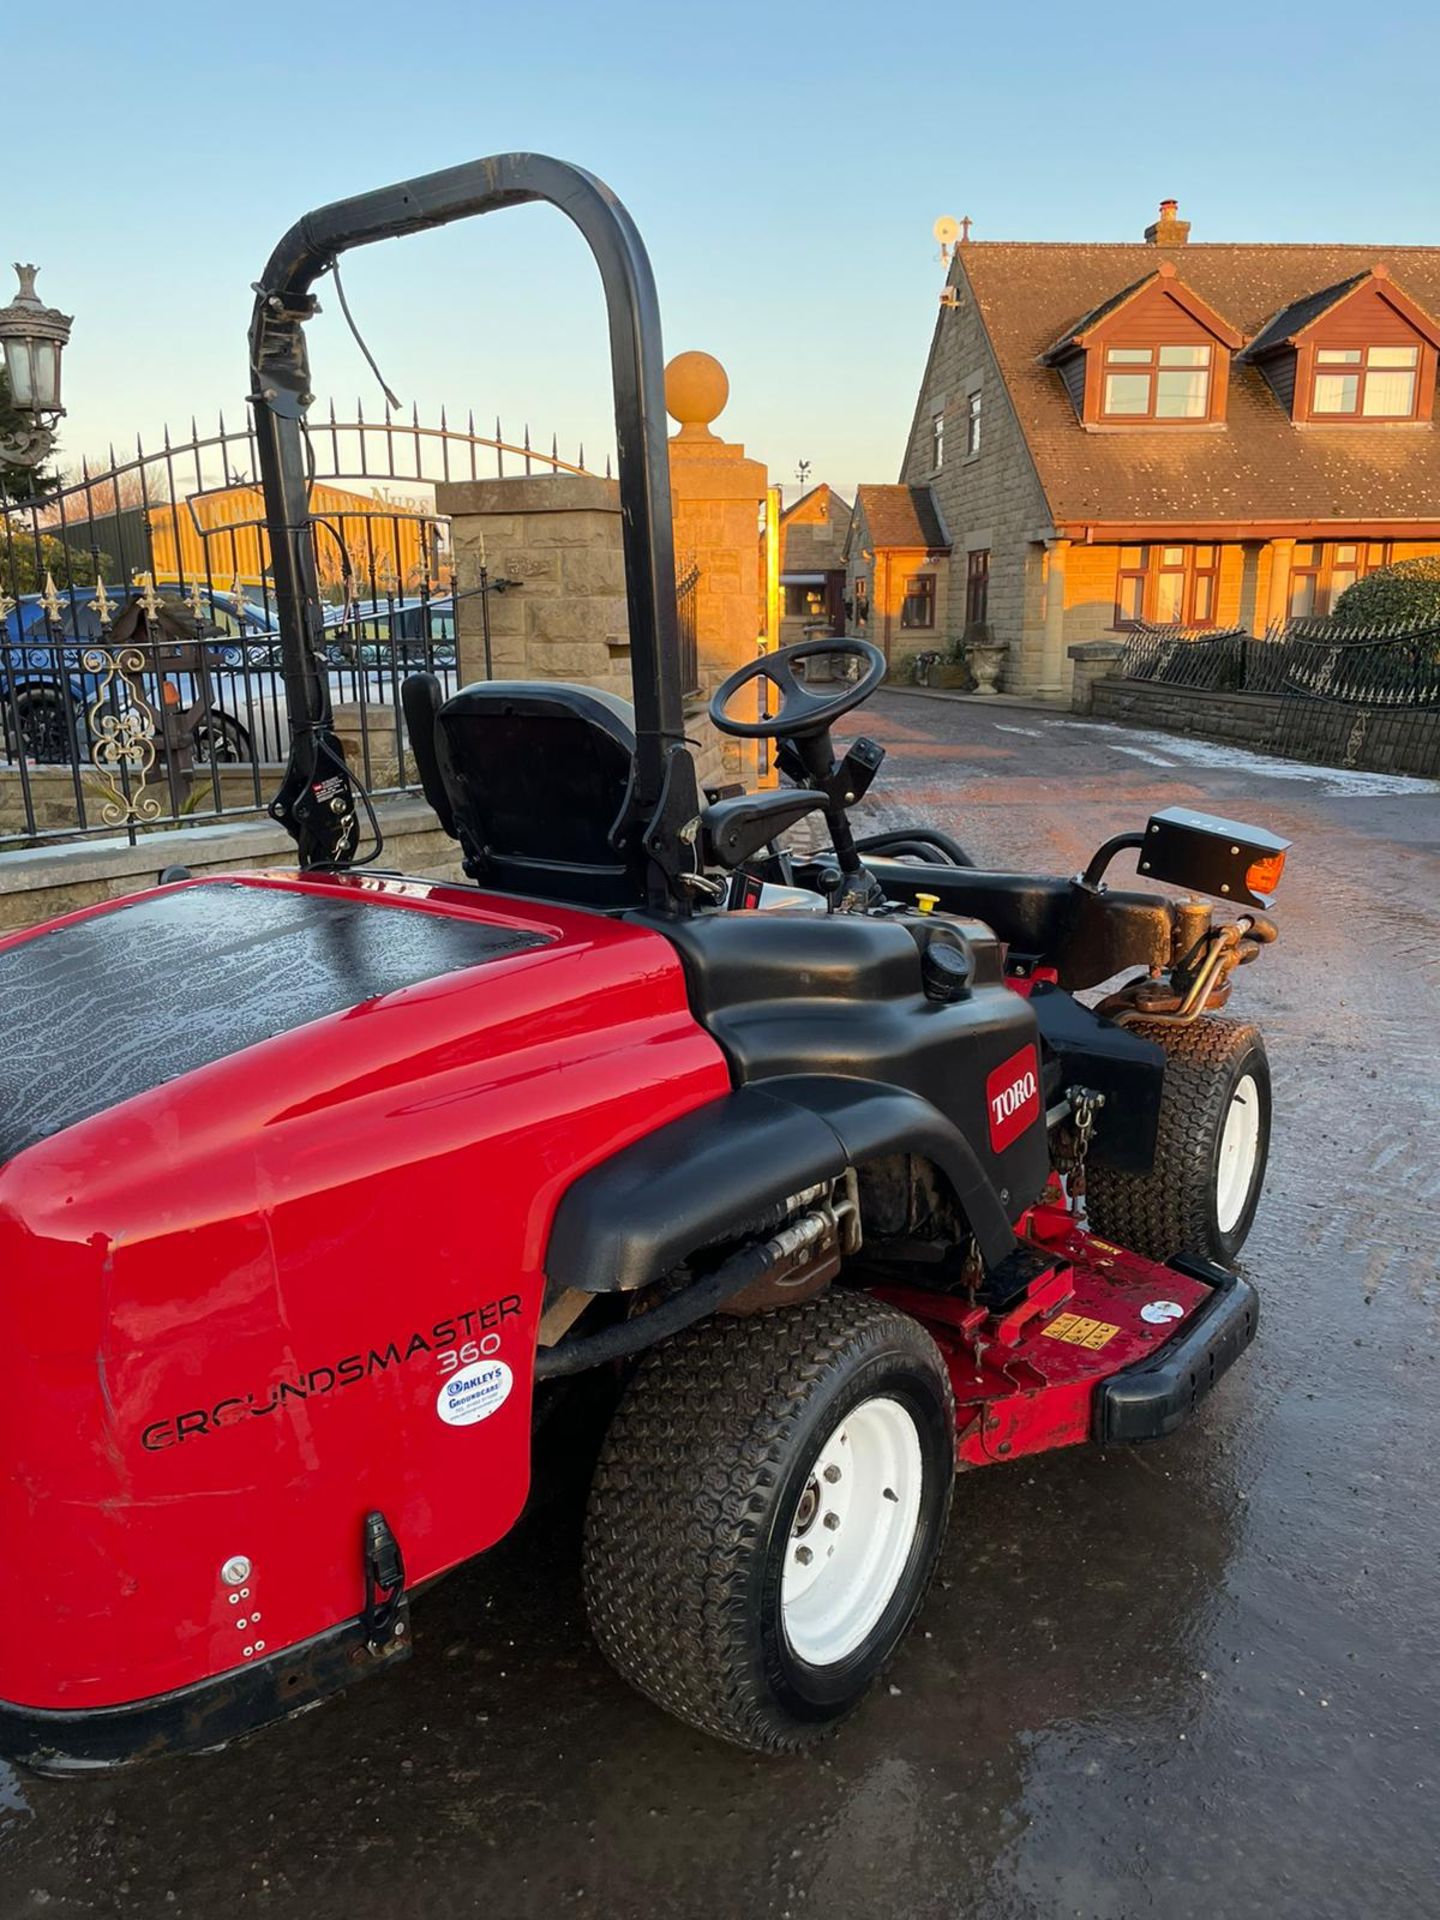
<box><xmin>0</xmin><ymin>156</ymin><xmax>1290</xmax><ymax>1771</ymax></box>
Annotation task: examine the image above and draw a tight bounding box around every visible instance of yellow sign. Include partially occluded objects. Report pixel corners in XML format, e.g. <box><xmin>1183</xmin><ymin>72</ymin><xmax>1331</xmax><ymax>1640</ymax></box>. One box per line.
<box><xmin>1042</xmin><ymin>1312</ymin><xmax>1119</xmax><ymax>1350</ymax></box>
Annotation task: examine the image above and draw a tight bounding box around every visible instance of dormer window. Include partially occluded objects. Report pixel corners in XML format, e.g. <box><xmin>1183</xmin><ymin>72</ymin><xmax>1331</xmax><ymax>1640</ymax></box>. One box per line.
<box><xmin>1103</xmin><ymin>343</ymin><xmax>1212</xmax><ymax>419</ymax></box>
<box><xmin>1041</xmin><ymin>264</ymin><xmax>1241</xmax><ymax>429</ymax></box>
<box><xmin>1244</xmin><ymin>268</ymin><xmax>1439</xmax><ymax>425</ymax></box>
<box><xmin>1312</xmin><ymin>345</ymin><xmax>1420</xmax><ymax>418</ymax></box>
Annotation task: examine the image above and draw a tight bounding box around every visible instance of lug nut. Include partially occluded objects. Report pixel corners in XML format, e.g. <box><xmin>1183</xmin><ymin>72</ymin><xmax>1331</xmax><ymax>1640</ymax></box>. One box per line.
<box><xmin>823</xmin><ymin>1512</ymin><xmax>841</xmax><ymax>1531</ymax></box>
<box><xmin>795</xmin><ymin>1545</ymin><xmax>814</xmax><ymax>1566</ymax></box>
<box><xmin>822</xmin><ymin>1464</ymin><xmax>842</xmax><ymax>1484</ymax></box>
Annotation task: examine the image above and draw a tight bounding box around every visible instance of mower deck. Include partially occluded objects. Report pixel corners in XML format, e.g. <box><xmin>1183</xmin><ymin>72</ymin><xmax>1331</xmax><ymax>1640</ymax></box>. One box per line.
<box><xmin>878</xmin><ymin>1203</ymin><xmax>1259</xmax><ymax>1468</ymax></box>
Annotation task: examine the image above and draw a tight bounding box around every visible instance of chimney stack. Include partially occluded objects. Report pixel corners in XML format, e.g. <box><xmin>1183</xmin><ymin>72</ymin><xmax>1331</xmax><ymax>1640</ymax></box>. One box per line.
<box><xmin>1145</xmin><ymin>198</ymin><xmax>1191</xmax><ymax>247</ymax></box>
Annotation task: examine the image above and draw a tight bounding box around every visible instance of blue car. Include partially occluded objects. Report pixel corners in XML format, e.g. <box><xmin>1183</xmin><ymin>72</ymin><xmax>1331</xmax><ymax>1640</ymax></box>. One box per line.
<box><xmin>1</xmin><ymin>585</ymin><xmax>274</xmax><ymax>765</ymax></box>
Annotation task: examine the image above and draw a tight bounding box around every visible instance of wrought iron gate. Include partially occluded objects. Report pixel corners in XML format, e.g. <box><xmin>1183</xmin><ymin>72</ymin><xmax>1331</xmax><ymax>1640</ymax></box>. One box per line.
<box><xmin>1</xmin><ymin>407</ymin><xmax>602</xmax><ymax>847</ymax></box>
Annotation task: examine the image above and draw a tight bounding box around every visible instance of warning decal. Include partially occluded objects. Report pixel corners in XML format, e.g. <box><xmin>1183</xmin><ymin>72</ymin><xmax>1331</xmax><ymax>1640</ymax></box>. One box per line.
<box><xmin>1041</xmin><ymin>1313</ymin><xmax>1119</xmax><ymax>1350</ymax></box>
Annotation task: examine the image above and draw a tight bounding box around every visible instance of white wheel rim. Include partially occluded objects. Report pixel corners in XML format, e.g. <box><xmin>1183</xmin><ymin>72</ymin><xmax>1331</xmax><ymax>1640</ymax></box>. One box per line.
<box><xmin>781</xmin><ymin>1395</ymin><xmax>924</xmax><ymax>1668</ymax></box>
<box><xmin>1215</xmin><ymin>1071</ymin><xmax>1262</xmax><ymax>1235</ymax></box>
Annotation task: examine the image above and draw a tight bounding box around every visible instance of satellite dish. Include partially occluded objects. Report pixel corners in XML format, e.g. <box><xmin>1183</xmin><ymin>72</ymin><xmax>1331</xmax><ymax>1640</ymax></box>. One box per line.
<box><xmin>933</xmin><ymin>215</ymin><xmax>960</xmax><ymax>247</ymax></box>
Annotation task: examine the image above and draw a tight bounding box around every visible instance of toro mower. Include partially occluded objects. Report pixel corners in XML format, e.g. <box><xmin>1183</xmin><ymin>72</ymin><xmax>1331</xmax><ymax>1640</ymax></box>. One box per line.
<box><xmin>0</xmin><ymin>155</ymin><xmax>1289</xmax><ymax>1771</ymax></box>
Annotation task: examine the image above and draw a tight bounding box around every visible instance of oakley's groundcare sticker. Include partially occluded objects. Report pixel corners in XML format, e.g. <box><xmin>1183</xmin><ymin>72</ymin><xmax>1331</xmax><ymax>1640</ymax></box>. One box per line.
<box><xmin>1141</xmin><ymin>1300</ymin><xmax>1185</xmax><ymax>1325</ymax></box>
<box><xmin>437</xmin><ymin>1359</ymin><xmax>513</xmax><ymax>1427</ymax></box>
<box><xmin>1042</xmin><ymin>1313</ymin><xmax>1119</xmax><ymax>1350</ymax></box>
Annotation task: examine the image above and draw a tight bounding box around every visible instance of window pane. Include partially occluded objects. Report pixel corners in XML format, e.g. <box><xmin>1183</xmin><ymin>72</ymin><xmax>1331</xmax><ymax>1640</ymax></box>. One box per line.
<box><xmin>1330</xmin><ymin>568</ymin><xmax>1358</xmax><ymax>603</ymax></box>
<box><xmin>1192</xmin><ymin>574</ymin><xmax>1215</xmax><ymax>622</ymax></box>
<box><xmin>1104</xmin><ymin>372</ymin><xmax>1151</xmax><ymax>414</ymax></box>
<box><xmin>1316</xmin><ymin>348</ymin><xmax>1362</xmax><ymax>364</ymax></box>
<box><xmin>1106</xmin><ymin>347</ymin><xmax>1152</xmax><ymax>364</ymax></box>
<box><xmin>1313</xmin><ymin>373</ymin><xmax>1359</xmax><ymax>413</ymax></box>
<box><xmin>1194</xmin><ymin>545</ymin><xmax>1216</xmax><ymax>567</ymax></box>
<box><xmin>1335</xmin><ymin>544</ymin><xmax>1358</xmax><ymax>563</ymax></box>
<box><xmin>1119</xmin><ymin>546</ymin><xmax>1144</xmax><ymax>568</ymax></box>
<box><xmin>1116</xmin><ymin>574</ymin><xmax>1144</xmax><ymax>623</ymax></box>
<box><xmin>1292</xmin><ymin>545</ymin><xmax>1319</xmax><ymax>567</ymax></box>
<box><xmin>1154</xmin><ymin>570</ymin><xmax>1185</xmax><ymax>623</ymax></box>
<box><xmin>1158</xmin><ymin>344</ymin><xmax>1211</xmax><ymax>365</ymax></box>
<box><xmin>1159</xmin><ymin>547</ymin><xmax>1185</xmax><ymax>566</ymax></box>
<box><xmin>1289</xmin><ymin>572</ymin><xmax>1318</xmax><ymax>618</ymax></box>
<box><xmin>1366</xmin><ymin>543</ymin><xmax>1390</xmax><ymax>568</ymax></box>
<box><xmin>1156</xmin><ymin>369</ymin><xmax>1209</xmax><ymax>417</ymax></box>
<box><xmin>1368</xmin><ymin>345</ymin><xmax>1418</xmax><ymax>367</ymax></box>
<box><xmin>1362</xmin><ymin>370</ymin><xmax>1416</xmax><ymax>415</ymax></box>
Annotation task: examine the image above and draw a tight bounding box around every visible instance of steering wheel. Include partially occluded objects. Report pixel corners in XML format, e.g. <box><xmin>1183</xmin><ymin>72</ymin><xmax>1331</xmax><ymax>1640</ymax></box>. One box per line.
<box><xmin>708</xmin><ymin>637</ymin><xmax>886</xmax><ymax>740</ymax></box>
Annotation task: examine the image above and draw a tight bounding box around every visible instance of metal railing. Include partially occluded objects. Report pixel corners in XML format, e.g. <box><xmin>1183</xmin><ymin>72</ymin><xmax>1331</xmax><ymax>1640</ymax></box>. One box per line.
<box><xmin>1113</xmin><ymin>617</ymin><xmax>1440</xmax><ymax>776</ymax></box>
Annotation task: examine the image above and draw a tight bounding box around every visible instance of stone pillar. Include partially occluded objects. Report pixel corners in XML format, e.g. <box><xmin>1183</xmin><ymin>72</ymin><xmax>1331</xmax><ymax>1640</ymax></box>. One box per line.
<box><xmin>1067</xmin><ymin>638</ymin><xmax>1127</xmax><ymax>714</ymax></box>
<box><xmin>1237</xmin><ymin>541</ymin><xmax>1264</xmax><ymax>635</ymax></box>
<box><xmin>1039</xmin><ymin>537</ymin><xmax>1072</xmax><ymax>694</ymax></box>
<box><xmin>434</xmin><ymin>474</ymin><xmax>628</xmax><ymax>694</ymax></box>
<box><xmin>1263</xmin><ymin>536</ymin><xmax>1296</xmax><ymax>635</ymax></box>
<box><xmin>664</xmin><ymin>350</ymin><xmax>767</xmax><ymax>787</ymax></box>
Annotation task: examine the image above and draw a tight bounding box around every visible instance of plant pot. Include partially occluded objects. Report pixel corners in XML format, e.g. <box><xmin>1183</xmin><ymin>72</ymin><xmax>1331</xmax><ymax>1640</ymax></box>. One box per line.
<box><xmin>964</xmin><ymin>643</ymin><xmax>1006</xmax><ymax>695</ymax></box>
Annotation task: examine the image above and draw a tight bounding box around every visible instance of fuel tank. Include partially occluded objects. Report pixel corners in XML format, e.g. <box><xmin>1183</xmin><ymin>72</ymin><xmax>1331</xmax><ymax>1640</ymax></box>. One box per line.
<box><xmin>0</xmin><ymin>872</ymin><xmax>729</xmax><ymax>1713</ymax></box>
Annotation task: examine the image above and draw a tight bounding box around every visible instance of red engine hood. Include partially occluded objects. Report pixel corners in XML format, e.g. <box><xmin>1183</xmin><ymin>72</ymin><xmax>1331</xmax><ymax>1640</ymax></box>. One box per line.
<box><xmin>0</xmin><ymin>872</ymin><xmax>730</xmax><ymax>1710</ymax></box>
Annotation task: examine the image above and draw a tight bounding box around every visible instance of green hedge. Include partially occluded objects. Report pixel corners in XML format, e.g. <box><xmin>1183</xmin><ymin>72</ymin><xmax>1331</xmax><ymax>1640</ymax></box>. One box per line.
<box><xmin>1332</xmin><ymin>557</ymin><xmax>1440</xmax><ymax>627</ymax></box>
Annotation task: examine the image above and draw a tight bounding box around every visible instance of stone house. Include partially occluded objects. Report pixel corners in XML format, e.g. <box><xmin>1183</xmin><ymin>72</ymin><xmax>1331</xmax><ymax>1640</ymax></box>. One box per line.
<box><xmin>841</xmin><ymin>483</ymin><xmax>951</xmax><ymax>676</ymax></box>
<box><xmin>763</xmin><ymin>484</ymin><xmax>853</xmax><ymax>645</ymax></box>
<box><xmin>871</xmin><ymin>199</ymin><xmax>1440</xmax><ymax>695</ymax></box>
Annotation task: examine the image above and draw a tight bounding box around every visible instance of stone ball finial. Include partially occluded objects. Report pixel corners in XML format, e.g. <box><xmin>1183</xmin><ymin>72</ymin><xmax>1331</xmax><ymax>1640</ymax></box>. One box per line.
<box><xmin>665</xmin><ymin>350</ymin><xmax>728</xmax><ymax>439</ymax></box>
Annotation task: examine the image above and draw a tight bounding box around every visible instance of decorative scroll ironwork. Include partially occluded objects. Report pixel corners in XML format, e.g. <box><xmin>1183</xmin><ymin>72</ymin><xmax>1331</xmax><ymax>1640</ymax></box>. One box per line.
<box><xmin>81</xmin><ymin>644</ymin><xmax>162</xmax><ymax>827</ymax></box>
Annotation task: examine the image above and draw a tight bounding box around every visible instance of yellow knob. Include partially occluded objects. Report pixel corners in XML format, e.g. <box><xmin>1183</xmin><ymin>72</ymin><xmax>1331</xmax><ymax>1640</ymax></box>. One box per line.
<box><xmin>916</xmin><ymin>892</ymin><xmax>940</xmax><ymax>915</ymax></box>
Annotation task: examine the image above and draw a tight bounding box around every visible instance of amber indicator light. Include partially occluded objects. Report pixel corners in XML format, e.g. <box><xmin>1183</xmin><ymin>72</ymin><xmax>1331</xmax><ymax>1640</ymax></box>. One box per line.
<box><xmin>1244</xmin><ymin>850</ymin><xmax>1286</xmax><ymax>897</ymax></box>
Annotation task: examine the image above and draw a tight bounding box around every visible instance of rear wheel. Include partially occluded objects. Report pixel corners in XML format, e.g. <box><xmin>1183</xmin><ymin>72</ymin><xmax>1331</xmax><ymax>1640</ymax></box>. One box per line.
<box><xmin>583</xmin><ymin>1292</ymin><xmax>955</xmax><ymax>1752</ymax></box>
<box><xmin>190</xmin><ymin>710</ymin><xmax>251</xmax><ymax>765</ymax></box>
<box><xmin>5</xmin><ymin>685</ymin><xmax>76</xmax><ymax>763</ymax></box>
<box><xmin>1085</xmin><ymin>1015</ymin><xmax>1271</xmax><ymax>1265</ymax></box>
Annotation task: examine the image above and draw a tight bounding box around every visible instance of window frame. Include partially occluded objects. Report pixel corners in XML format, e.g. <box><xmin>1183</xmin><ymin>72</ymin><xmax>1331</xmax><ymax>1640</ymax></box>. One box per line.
<box><xmin>1096</xmin><ymin>341</ymin><xmax>1216</xmax><ymax>424</ymax></box>
<box><xmin>964</xmin><ymin>388</ymin><xmax>982</xmax><ymax>457</ymax></box>
<box><xmin>1112</xmin><ymin>544</ymin><xmax>1222</xmax><ymax>630</ymax></box>
<box><xmin>965</xmin><ymin>549</ymin><xmax>990</xmax><ymax>627</ymax></box>
<box><xmin>1307</xmin><ymin>342</ymin><xmax>1422</xmax><ymax>420</ymax></box>
<box><xmin>931</xmin><ymin>410</ymin><xmax>945</xmax><ymax>471</ymax></box>
<box><xmin>1286</xmin><ymin>540</ymin><xmax>1392</xmax><ymax>619</ymax></box>
<box><xmin>900</xmin><ymin>572</ymin><xmax>936</xmax><ymax>631</ymax></box>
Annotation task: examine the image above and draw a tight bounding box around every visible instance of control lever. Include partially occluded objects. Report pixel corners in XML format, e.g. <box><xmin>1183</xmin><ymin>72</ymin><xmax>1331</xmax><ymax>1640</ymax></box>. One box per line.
<box><xmin>700</xmin><ymin>789</ymin><xmax>827</xmax><ymax>871</ymax></box>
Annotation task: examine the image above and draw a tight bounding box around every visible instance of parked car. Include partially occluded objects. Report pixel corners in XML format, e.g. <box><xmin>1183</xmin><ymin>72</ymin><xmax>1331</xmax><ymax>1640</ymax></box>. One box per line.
<box><xmin>1</xmin><ymin>587</ymin><xmax>269</xmax><ymax>765</ymax></box>
<box><xmin>3</xmin><ymin>585</ymin><xmax>459</xmax><ymax>771</ymax></box>
<box><xmin>324</xmin><ymin>595</ymin><xmax>457</xmax><ymax>667</ymax></box>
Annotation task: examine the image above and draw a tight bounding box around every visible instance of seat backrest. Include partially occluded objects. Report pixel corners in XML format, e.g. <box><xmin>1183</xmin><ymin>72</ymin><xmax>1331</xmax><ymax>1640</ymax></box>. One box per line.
<box><xmin>432</xmin><ymin>680</ymin><xmax>643</xmax><ymax>907</ymax></box>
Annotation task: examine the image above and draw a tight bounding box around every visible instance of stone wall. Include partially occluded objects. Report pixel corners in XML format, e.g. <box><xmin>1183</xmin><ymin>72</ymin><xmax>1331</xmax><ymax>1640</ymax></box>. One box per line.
<box><xmin>1089</xmin><ymin>677</ymin><xmax>1438</xmax><ymax>778</ymax></box>
<box><xmin>0</xmin><ymin>799</ymin><xmax>462</xmax><ymax>935</ymax></box>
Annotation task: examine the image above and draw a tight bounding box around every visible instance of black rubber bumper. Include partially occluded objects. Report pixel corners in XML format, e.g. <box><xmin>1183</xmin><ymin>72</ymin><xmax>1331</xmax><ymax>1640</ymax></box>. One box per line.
<box><xmin>1094</xmin><ymin>1257</ymin><xmax>1260</xmax><ymax>1445</ymax></box>
<box><xmin>0</xmin><ymin>1602</ymin><xmax>410</xmax><ymax>1776</ymax></box>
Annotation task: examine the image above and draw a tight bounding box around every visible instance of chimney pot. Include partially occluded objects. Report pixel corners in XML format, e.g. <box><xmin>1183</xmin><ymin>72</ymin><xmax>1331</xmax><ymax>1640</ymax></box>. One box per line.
<box><xmin>1145</xmin><ymin>198</ymin><xmax>1191</xmax><ymax>247</ymax></box>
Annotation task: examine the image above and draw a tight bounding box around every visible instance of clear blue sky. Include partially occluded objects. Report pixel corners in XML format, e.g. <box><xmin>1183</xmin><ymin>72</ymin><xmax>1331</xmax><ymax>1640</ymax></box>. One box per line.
<box><xmin>13</xmin><ymin>0</ymin><xmax>1438</xmax><ymax>496</ymax></box>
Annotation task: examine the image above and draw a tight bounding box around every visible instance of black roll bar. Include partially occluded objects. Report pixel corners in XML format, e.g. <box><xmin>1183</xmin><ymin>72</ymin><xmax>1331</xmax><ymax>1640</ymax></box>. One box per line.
<box><xmin>248</xmin><ymin>153</ymin><xmax>688</xmax><ymax>889</ymax></box>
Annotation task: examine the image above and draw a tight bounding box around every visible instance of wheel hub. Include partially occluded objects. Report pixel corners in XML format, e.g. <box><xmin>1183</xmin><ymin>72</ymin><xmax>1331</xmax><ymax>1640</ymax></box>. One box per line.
<box><xmin>781</xmin><ymin>1395</ymin><xmax>924</xmax><ymax>1668</ymax></box>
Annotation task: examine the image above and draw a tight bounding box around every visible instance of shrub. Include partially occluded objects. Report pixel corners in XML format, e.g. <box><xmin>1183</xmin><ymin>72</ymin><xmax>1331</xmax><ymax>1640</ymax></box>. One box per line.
<box><xmin>1332</xmin><ymin>557</ymin><xmax>1440</xmax><ymax>627</ymax></box>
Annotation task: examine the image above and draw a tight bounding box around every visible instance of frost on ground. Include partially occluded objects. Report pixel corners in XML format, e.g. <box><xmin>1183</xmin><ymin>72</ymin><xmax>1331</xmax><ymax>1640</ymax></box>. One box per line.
<box><xmin>1055</xmin><ymin>719</ymin><xmax>1439</xmax><ymax>798</ymax></box>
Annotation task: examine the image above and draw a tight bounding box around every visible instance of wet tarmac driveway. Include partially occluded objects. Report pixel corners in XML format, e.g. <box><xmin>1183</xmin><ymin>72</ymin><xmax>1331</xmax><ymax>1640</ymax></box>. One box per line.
<box><xmin>2</xmin><ymin>692</ymin><xmax>1438</xmax><ymax>1919</ymax></box>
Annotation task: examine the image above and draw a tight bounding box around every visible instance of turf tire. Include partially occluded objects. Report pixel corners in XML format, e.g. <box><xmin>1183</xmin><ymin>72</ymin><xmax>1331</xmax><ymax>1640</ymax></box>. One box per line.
<box><xmin>1084</xmin><ymin>1015</ymin><xmax>1271</xmax><ymax>1265</ymax></box>
<box><xmin>583</xmin><ymin>1292</ymin><xmax>955</xmax><ymax>1752</ymax></box>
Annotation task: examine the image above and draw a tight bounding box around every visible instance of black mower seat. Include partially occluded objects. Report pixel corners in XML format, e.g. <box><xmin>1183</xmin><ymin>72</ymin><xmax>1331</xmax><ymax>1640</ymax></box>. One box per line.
<box><xmin>403</xmin><ymin>675</ymin><xmax>644</xmax><ymax>908</ymax></box>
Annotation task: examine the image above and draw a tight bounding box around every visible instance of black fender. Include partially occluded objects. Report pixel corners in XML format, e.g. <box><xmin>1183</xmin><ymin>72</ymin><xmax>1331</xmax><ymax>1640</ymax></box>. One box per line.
<box><xmin>544</xmin><ymin>1074</ymin><xmax>1019</xmax><ymax>1298</ymax></box>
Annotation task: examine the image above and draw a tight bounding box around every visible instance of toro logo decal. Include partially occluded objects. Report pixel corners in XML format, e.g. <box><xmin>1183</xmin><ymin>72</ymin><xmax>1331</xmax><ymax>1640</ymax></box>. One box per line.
<box><xmin>986</xmin><ymin>1044</ymin><xmax>1040</xmax><ymax>1153</ymax></box>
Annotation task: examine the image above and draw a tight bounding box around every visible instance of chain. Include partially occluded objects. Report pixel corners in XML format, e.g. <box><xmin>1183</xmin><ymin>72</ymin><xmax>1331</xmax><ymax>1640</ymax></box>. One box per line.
<box><xmin>1065</xmin><ymin>1085</ymin><xmax>1106</xmax><ymax>1212</ymax></box>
